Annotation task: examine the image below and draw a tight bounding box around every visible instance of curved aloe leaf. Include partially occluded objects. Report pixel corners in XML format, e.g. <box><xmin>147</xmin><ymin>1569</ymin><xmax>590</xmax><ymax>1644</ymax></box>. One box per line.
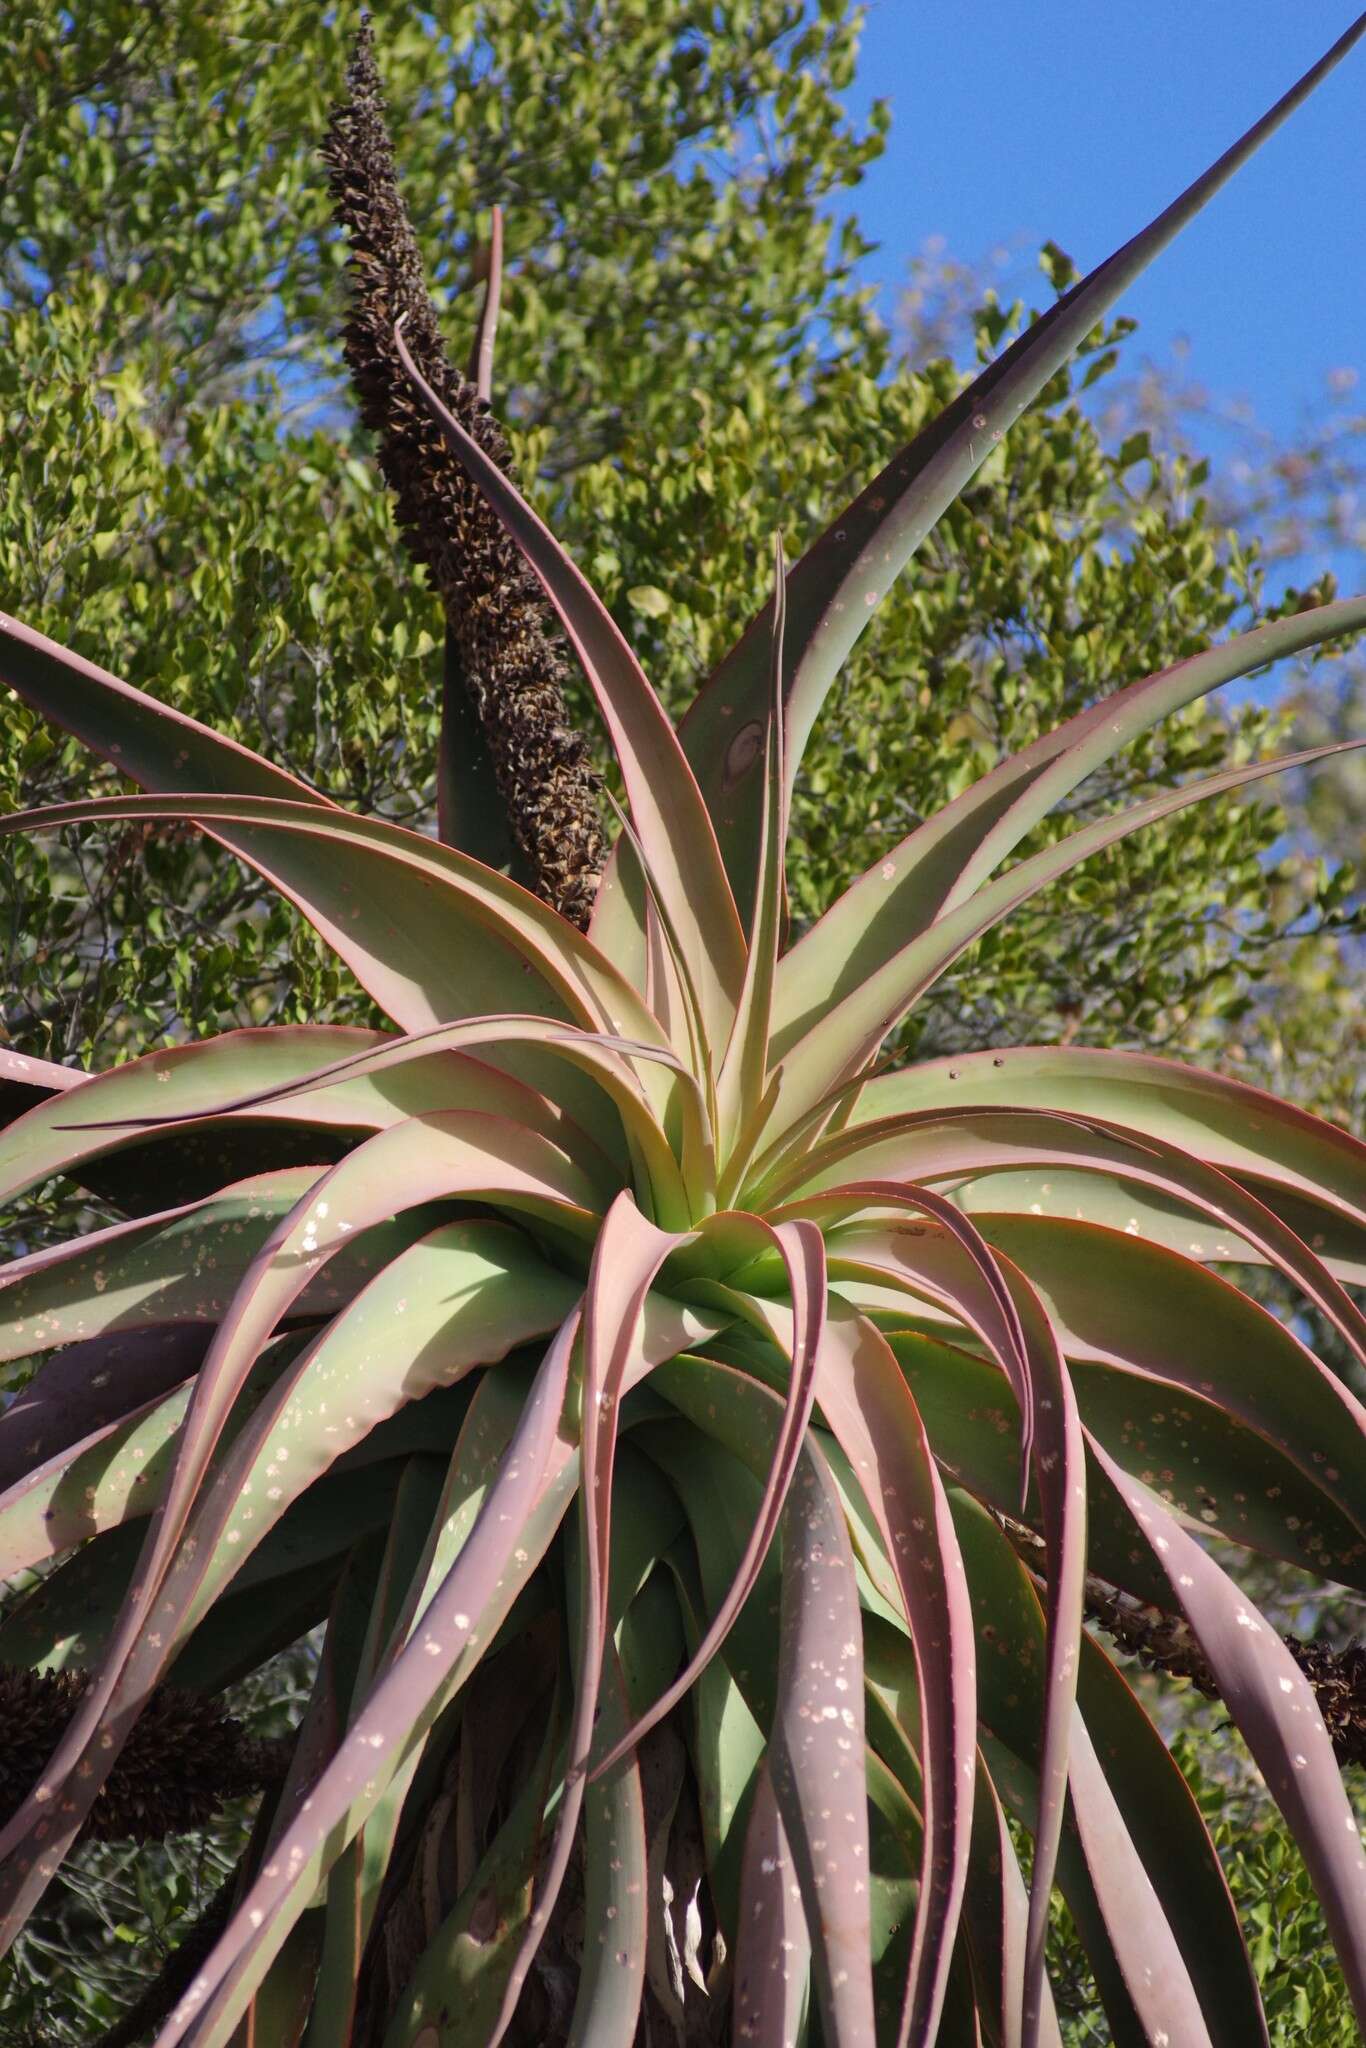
<box><xmin>0</xmin><ymin>792</ymin><xmax>668</xmax><ymax>1059</ymax></box>
<box><xmin>0</xmin><ymin>1168</ymin><xmax>430</xmax><ymax>1366</ymax></box>
<box><xmin>976</xmin><ymin>1212</ymin><xmax>1366</xmax><ymax>1559</ymax></box>
<box><xmin>0</xmin><ymin>1028</ymin><xmax>384</xmax><ymax>1207</ymax></box>
<box><xmin>954</xmin><ymin>1495</ymin><xmax>1228</xmax><ymax>2045</ymax></box>
<box><xmin>1075</xmin><ymin>1622</ymin><xmax>1267</xmax><ymax>2044</ymax></box>
<box><xmin>809</xmin><ymin>1303</ymin><xmax>977</xmax><ymax>2048</ymax></box>
<box><xmin>566</xmin><ymin>1648</ymin><xmax>650</xmax><ymax>2048</ymax></box>
<box><xmin>79</xmin><ymin>1012</ymin><xmax>701</xmax><ymax>1229</ymax></box>
<box><xmin>306</xmin><ymin>1453</ymin><xmax>451</xmax><ymax>2047</ymax></box>
<box><xmin>956</xmin><ymin>1169</ymin><xmax>1366</xmax><ymax>1287</ymax></box>
<box><xmin>0</xmin><ymin>1045</ymin><xmax>80</xmax><ymax>1130</ymax></box>
<box><xmin>592</xmin><ymin>1216</ymin><xmax>826</xmax><ymax>1777</ymax></box>
<box><xmin>733</xmin><ymin>1756</ymin><xmax>812</xmax><ymax>2047</ymax></box>
<box><xmin>675</xmin><ymin>19</ymin><xmax>1366</xmax><ymax>916</ymax></box>
<box><xmin>0</xmin><ymin>1127</ymin><xmax>599</xmax><ymax>1926</ymax></box>
<box><xmin>0</xmin><ymin>608</ymin><xmax>332</xmax><ymax>806</ymax></box>
<box><xmin>855</xmin><ymin>1044</ymin><xmax>1366</xmax><ymax>1229</ymax></box>
<box><xmin>1089</xmin><ymin>1439</ymin><xmax>1366</xmax><ymax>2029</ymax></box>
<box><xmin>777</xmin><ymin>1188</ymin><xmax>1083</xmax><ymax>2039</ymax></box>
<box><xmin>770</xmin><ymin>737</ymin><xmax>1365</xmax><ymax>1122</ymax></box>
<box><xmin>827</xmin><ymin>1201</ymin><xmax>1366</xmax><ymax>1579</ymax></box>
<box><xmin>636</xmin><ymin>1410</ymin><xmax>786</xmax><ymax>1736</ymax></box>
<box><xmin>143</xmin><ymin>1316</ymin><xmax>584</xmax><ymax>2048</ymax></box>
<box><xmin>883</xmin><ymin>1328</ymin><xmax>1166</xmax><ymax>1612</ymax></box>
<box><xmin>781</xmin><ymin>592</ymin><xmax>1366</xmax><ymax>1027</ymax></box>
<box><xmin>479</xmin><ymin>1199</ymin><xmax>689</xmax><ymax>2045</ymax></box>
<box><xmin>378</xmin><ymin>1658</ymin><xmax>561</xmax><ymax>2046</ymax></box>
<box><xmin>962</xmin><ymin>1756</ymin><xmax>1066</xmax><ymax>2048</ymax></box>
<box><xmin>769</xmin><ymin>1433</ymin><xmax>877</xmax><ymax>2046</ymax></box>
<box><xmin>785</xmin><ymin>1106</ymin><xmax>1366</xmax><ymax>1376</ymax></box>
<box><xmin>0</xmin><ymin>1323</ymin><xmax>208</xmax><ymax>1490</ymax></box>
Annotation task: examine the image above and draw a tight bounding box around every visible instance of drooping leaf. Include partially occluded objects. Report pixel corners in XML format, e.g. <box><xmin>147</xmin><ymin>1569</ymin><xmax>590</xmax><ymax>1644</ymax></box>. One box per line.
<box><xmin>732</xmin><ymin>1757</ymin><xmax>812</xmax><ymax>2048</ymax></box>
<box><xmin>1089</xmin><ymin>1440</ymin><xmax>1366</xmax><ymax>2030</ymax></box>
<box><xmin>0</xmin><ymin>792</ymin><xmax>669</xmax><ymax>1064</ymax></box>
<box><xmin>855</xmin><ymin>1045</ymin><xmax>1366</xmax><ymax>1234</ymax></box>
<box><xmin>136</xmin><ymin>1315</ymin><xmax>585</xmax><ymax>2048</ymax></box>
<box><xmin>768</xmin><ymin>1434</ymin><xmax>877</xmax><ymax>2047</ymax></box>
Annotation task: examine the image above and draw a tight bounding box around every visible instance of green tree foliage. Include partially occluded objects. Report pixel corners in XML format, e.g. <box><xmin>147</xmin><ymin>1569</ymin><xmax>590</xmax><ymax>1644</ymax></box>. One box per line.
<box><xmin>2</xmin><ymin>2</ymin><xmax>1352</xmax><ymax>1079</ymax></box>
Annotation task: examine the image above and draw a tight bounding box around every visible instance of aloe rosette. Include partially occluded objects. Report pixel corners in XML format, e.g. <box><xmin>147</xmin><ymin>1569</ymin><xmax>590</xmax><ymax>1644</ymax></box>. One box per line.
<box><xmin>1</xmin><ymin>23</ymin><xmax>1366</xmax><ymax>2047</ymax></box>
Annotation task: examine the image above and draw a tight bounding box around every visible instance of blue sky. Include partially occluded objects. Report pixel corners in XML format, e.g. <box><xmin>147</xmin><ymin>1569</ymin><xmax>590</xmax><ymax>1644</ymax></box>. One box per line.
<box><xmin>842</xmin><ymin>5</ymin><xmax>1364</xmax><ymax>445</ymax></box>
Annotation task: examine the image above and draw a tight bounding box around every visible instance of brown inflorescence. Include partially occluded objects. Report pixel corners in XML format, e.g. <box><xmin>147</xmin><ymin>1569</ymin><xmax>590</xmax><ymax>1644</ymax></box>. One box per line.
<box><xmin>321</xmin><ymin>22</ymin><xmax>607</xmax><ymax>930</ymax></box>
<box><xmin>0</xmin><ymin>1665</ymin><xmax>289</xmax><ymax>1842</ymax></box>
<box><xmin>997</xmin><ymin>1513</ymin><xmax>1366</xmax><ymax>1769</ymax></box>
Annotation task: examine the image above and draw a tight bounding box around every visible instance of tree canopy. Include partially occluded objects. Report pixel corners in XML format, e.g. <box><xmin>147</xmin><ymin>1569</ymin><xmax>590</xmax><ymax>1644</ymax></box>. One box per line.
<box><xmin>3</xmin><ymin>0</ymin><xmax>1353</xmax><ymax>1085</ymax></box>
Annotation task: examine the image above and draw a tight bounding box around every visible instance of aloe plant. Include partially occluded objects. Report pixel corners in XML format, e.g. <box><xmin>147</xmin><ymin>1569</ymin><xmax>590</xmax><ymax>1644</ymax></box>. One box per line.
<box><xmin>1</xmin><ymin>21</ymin><xmax>1365</xmax><ymax>2047</ymax></box>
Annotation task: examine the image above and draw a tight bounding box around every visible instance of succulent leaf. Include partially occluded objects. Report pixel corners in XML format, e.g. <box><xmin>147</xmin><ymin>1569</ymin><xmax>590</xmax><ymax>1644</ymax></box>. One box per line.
<box><xmin>1</xmin><ymin>21</ymin><xmax>1365</xmax><ymax>2043</ymax></box>
<box><xmin>675</xmin><ymin>18</ymin><xmax>1366</xmax><ymax>922</ymax></box>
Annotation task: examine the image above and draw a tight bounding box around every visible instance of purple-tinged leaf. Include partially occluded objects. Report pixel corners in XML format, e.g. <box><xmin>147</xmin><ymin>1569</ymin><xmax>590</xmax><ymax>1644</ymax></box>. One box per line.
<box><xmin>306</xmin><ymin>1455</ymin><xmax>449</xmax><ymax>2048</ymax></box>
<box><xmin>0</xmin><ymin>1045</ymin><xmax>79</xmax><ymax>1131</ymax></box>
<box><xmin>0</xmin><ymin>1323</ymin><xmax>208</xmax><ymax>1492</ymax></box>
<box><xmin>581</xmin><ymin>1196</ymin><xmax>694</xmax><ymax>1674</ymax></box>
<box><xmin>145</xmin><ymin>1314</ymin><xmax>584</xmax><ymax>2047</ymax></box>
<box><xmin>769</xmin><ymin>1434</ymin><xmax>876</xmax><ymax>2046</ymax></box>
<box><xmin>854</xmin><ymin>1045</ymin><xmax>1366</xmax><ymax>1235</ymax></box>
<box><xmin>1065</xmin><ymin>1713</ymin><xmax>1216</xmax><ymax>2047</ymax></box>
<box><xmin>393</xmin><ymin>325</ymin><xmax>746</xmax><ymax>1046</ymax></box>
<box><xmin>769</xmin><ymin>1183</ymin><xmax>1031</xmax><ymax>1466</ymax></box>
<box><xmin>734</xmin><ymin>1756</ymin><xmax>812</xmax><ymax>2047</ymax></box>
<box><xmin>0</xmin><ymin>1122</ymin><xmax>597</xmax><ymax>1932</ymax></box>
<box><xmin>780</xmin><ymin>1188</ymin><xmax>1083</xmax><ymax>2041</ymax></box>
<box><xmin>675</xmin><ymin>21</ymin><xmax>1366</xmax><ymax>918</ymax></box>
<box><xmin>484</xmin><ymin>1196</ymin><xmax>690</xmax><ymax>2048</ymax></box>
<box><xmin>567</xmin><ymin>1648</ymin><xmax>649</xmax><ymax>2047</ymax></box>
<box><xmin>954</xmin><ymin>1495</ymin><xmax>1227</xmax><ymax>2045</ymax></box>
<box><xmin>0</xmin><ymin>1341</ymin><xmax>283</xmax><ymax>1579</ymax></box>
<box><xmin>78</xmin><ymin>1012</ymin><xmax>698</xmax><ymax>1230</ymax></box>
<box><xmin>0</xmin><ymin>1029</ymin><xmax>382</xmax><ymax>1207</ymax></box>
<box><xmin>840</xmin><ymin>1217</ymin><xmax>1366</xmax><ymax>1588</ymax></box>
<box><xmin>962</xmin><ymin>1757</ymin><xmax>1065</xmax><ymax>2048</ymax></box>
<box><xmin>810</xmin><ymin>1303</ymin><xmax>976</xmax><ymax>2048</ymax></box>
<box><xmin>636</xmin><ymin>1397</ymin><xmax>787</xmax><ymax>1733</ymax></box>
<box><xmin>770</xmin><ymin>737</ymin><xmax>1366</xmax><ymax>1126</ymax></box>
<box><xmin>1089</xmin><ymin>1437</ymin><xmax>1366</xmax><ymax>2027</ymax></box>
<box><xmin>0</xmin><ymin>792</ymin><xmax>667</xmax><ymax>1061</ymax></box>
<box><xmin>0</xmin><ymin>609</ymin><xmax>332</xmax><ymax>809</ymax></box>
<box><xmin>591</xmin><ymin>1216</ymin><xmax>825</xmax><ymax>1780</ymax></box>
<box><xmin>0</xmin><ymin>1171</ymin><xmax>346</xmax><ymax>1365</ymax></box>
<box><xmin>381</xmin><ymin>1654</ymin><xmax>563</xmax><ymax>2043</ymax></box>
<box><xmin>1075</xmin><ymin>1627</ymin><xmax>1268</xmax><ymax>2044</ymax></box>
<box><xmin>716</xmin><ymin>537</ymin><xmax>789</xmax><ymax>1170</ymax></box>
<box><xmin>234</xmin><ymin>1910</ymin><xmax>324</xmax><ymax>2048</ymax></box>
<box><xmin>784</xmin><ymin>1105</ymin><xmax>1366</xmax><ymax>1377</ymax></box>
<box><xmin>973</xmin><ymin>1213</ymin><xmax>1366</xmax><ymax>1553</ymax></box>
<box><xmin>962</xmin><ymin>1171</ymin><xmax>1366</xmax><ymax>1289</ymax></box>
<box><xmin>782</xmin><ymin>593</ymin><xmax>1366</xmax><ymax>1029</ymax></box>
